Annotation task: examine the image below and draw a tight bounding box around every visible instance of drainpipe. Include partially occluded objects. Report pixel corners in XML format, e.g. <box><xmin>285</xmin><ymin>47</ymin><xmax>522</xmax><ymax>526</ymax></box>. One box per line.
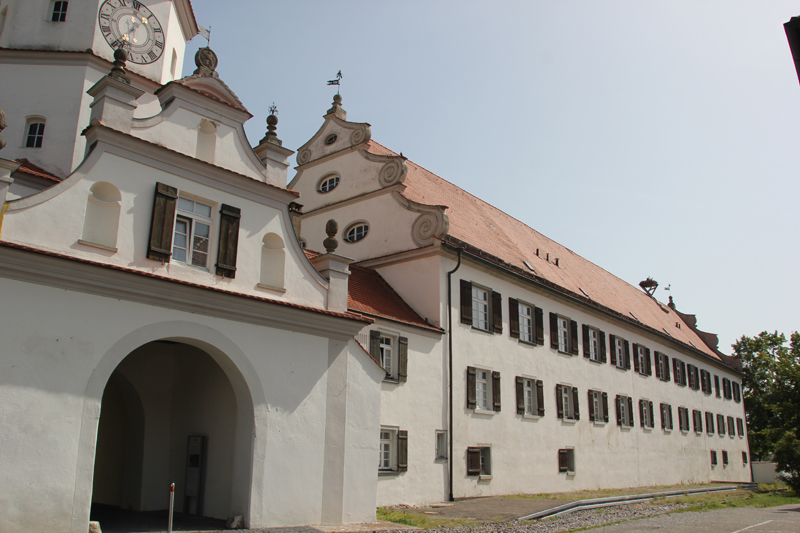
<box><xmin>446</xmin><ymin>247</ymin><xmax>463</xmax><ymax>502</ymax></box>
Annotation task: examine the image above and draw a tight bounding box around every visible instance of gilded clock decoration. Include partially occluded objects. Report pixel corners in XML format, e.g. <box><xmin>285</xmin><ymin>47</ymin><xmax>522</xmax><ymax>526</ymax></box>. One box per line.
<box><xmin>98</xmin><ymin>0</ymin><xmax>164</xmax><ymax>65</ymax></box>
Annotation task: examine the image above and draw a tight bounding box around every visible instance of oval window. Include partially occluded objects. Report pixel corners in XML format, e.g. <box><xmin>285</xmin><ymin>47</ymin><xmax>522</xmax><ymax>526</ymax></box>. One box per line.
<box><xmin>344</xmin><ymin>222</ymin><xmax>369</xmax><ymax>243</ymax></box>
<box><xmin>324</xmin><ymin>134</ymin><xmax>338</xmax><ymax>145</ymax></box>
<box><xmin>317</xmin><ymin>174</ymin><xmax>340</xmax><ymax>193</ymax></box>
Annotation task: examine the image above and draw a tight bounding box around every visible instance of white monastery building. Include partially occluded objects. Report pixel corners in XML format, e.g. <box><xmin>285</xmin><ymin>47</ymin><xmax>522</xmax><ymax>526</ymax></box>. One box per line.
<box><xmin>0</xmin><ymin>1</ymin><xmax>749</xmax><ymax>531</ymax></box>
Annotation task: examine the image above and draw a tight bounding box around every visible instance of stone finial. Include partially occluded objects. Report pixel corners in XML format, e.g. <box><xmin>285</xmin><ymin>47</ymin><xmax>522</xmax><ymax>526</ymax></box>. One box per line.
<box><xmin>259</xmin><ymin>104</ymin><xmax>282</xmax><ymax>146</ymax></box>
<box><xmin>323</xmin><ymin>219</ymin><xmax>339</xmax><ymax>253</ymax></box>
<box><xmin>194</xmin><ymin>47</ymin><xmax>219</xmax><ymax>77</ymax></box>
<box><xmin>109</xmin><ymin>47</ymin><xmax>131</xmax><ymax>84</ymax></box>
<box><xmin>0</xmin><ymin>109</ymin><xmax>7</xmax><ymax>150</ymax></box>
<box><xmin>326</xmin><ymin>94</ymin><xmax>346</xmax><ymax>120</ymax></box>
<box><xmin>668</xmin><ymin>295</ymin><xmax>676</xmax><ymax>310</ymax></box>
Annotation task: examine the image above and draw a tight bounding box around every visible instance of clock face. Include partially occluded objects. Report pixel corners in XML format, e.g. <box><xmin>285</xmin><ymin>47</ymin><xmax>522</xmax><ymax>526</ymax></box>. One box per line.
<box><xmin>98</xmin><ymin>0</ymin><xmax>164</xmax><ymax>65</ymax></box>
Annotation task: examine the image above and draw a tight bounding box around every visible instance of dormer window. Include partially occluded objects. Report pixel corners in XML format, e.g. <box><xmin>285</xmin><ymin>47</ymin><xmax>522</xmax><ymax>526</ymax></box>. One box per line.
<box><xmin>317</xmin><ymin>174</ymin><xmax>340</xmax><ymax>193</ymax></box>
<box><xmin>51</xmin><ymin>1</ymin><xmax>68</xmax><ymax>22</ymax></box>
<box><xmin>344</xmin><ymin>222</ymin><xmax>369</xmax><ymax>243</ymax></box>
<box><xmin>25</xmin><ymin>119</ymin><xmax>46</xmax><ymax>148</ymax></box>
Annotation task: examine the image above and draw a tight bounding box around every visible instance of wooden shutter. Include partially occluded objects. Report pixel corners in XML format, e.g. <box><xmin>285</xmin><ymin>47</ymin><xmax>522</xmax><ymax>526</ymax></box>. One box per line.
<box><xmin>516</xmin><ymin>376</ymin><xmax>524</xmax><ymax>415</ymax></box>
<box><xmin>599</xmin><ymin>331</ymin><xmax>607</xmax><ymax>363</ymax></box>
<box><xmin>549</xmin><ymin>313</ymin><xmax>559</xmax><ymax>349</ymax></box>
<box><xmin>467</xmin><ymin>447</ymin><xmax>481</xmax><ymax>475</ymax></box>
<box><xmin>536</xmin><ymin>380</ymin><xmax>545</xmax><ymax>416</ymax></box>
<box><xmin>370</xmin><ymin>330</ymin><xmax>381</xmax><ymax>365</ymax></box>
<box><xmin>602</xmin><ymin>392</ymin><xmax>609</xmax><ymax>422</ymax></box>
<box><xmin>664</xmin><ymin>354</ymin><xmax>670</xmax><ymax>381</ymax></box>
<box><xmin>582</xmin><ymin>324</ymin><xmax>590</xmax><ymax>358</ymax></box>
<box><xmin>624</xmin><ymin>341</ymin><xmax>631</xmax><ymax>370</ymax></box>
<box><xmin>714</xmin><ymin>375</ymin><xmax>720</xmax><ymax>397</ymax></box>
<box><xmin>492</xmin><ymin>371</ymin><xmax>501</xmax><ymax>412</ymax></box>
<box><xmin>397</xmin><ymin>430</ymin><xmax>408</xmax><ymax>472</ymax></box>
<box><xmin>466</xmin><ymin>366</ymin><xmax>477</xmax><ymax>409</ymax></box>
<box><xmin>587</xmin><ymin>390</ymin><xmax>595</xmax><ymax>421</ymax></box>
<box><xmin>632</xmin><ymin>344</ymin><xmax>640</xmax><ymax>373</ymax></box>
<box><xmin>147</xmin><ymin>182</ymin><xmax>178</xmax><ymax>262</ymax></box>
<box><xmin>648</xmin><ymin>402</ymin><xmax>654</xmax><ymax>428</ymax></box>
<box><xmin>215</xmin><ymin>204</ymin><xmax>241</xmax><ymax>278</ymax></box>
<box><xmin>673</xmin><ymin>358</ymin><xmax>679</xmax><ymax>383</ymax></box>
<box><xmin>558</xmin><ymin>449</ymin><xmax>569</xmax><ymax>472</ymax></box>
<box><xmin>509</xmin><ymin>298</ymin><xmax>519</xmax><ymax>339</ymax></box>
<box><xmin>460</xmin><ymin>280</ymin><xmax>472</xmax><ymax>325</ymax></box>
<box><xmin>668</xmin><ymin>406</ymin><xmax>673</xmax><ymax>430</ymax></box>
<box><xmin>660</xmin><ymin>404</ymin><xmax>666</xmax><ymax>429</ymax></box>
<box><xmin>609</xmin><ymin>335</ymin><xmax>617</xmax><ymax>366</ymax></box>
<box><xmin>627</xmin><ymin>397</ymin><xmax>634</xmax><ymax>426</ymax></box>
<box><xmin>491</xmin><ymin>291</ymin><xmax>502</xmax><ymax>334</ymax></box>
<box><xmin>397</xmin><ymin>336</ymin><xmax>408</xmax><ymax>382</ymax></box>
<box><xmin>572</xmin><ymin>387</ymin><xmax>580</xmax><ymax>420</ymax></box>
<box><xmin>570</xmin><ymin>320</ymin><xmax>579</xmax><ymax>355</ymax></box>
<box><xmin>615</xmin><ymin>396</ymin><xmax>621</xmax><ymax>425</ymax></box>
<box><xmin>645</xmin><ymin>348</ymin><xmax>652</xmax><ymax>375</ymax></box>
<box><xmin>556</xmin><ymin>385</ymin><xmax>564</xmax><ymax>419</ymax></box>
<box><xmin>639</xmin><ymin>400</ymin><xmax>645</xmax><ymax>428</ymax></box>
<box><xmin>534</xmin><ymin>307</ymin><xmax>544</xmax><ymax>345</ymax></box>
<box><xmin>681</xmin><ymin>362</ymin><xmax>687</xmax><ymax>386</ymax></box>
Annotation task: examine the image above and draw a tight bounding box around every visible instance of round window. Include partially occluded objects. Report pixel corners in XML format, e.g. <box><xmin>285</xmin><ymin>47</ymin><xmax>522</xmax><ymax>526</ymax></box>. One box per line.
<box><xmin>317</xmin><ymin>174</ymin><xmax>340</xmax><ymax>193</ymax></box>
<box><xmin>344</xmin><ymin>222</ymin><xmax>369</xmax><ymax>243</ymax></box>
<box><xmin>324</xmin><ymin>134</ymin><xmax>338</xmax><ymax>145</ymax></box>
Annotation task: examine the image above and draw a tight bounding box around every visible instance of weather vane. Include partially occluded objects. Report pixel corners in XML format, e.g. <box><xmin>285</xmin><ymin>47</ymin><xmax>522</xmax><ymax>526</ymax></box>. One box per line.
<box><xmin>327</xmin><ymin>70</ymin><xmax>343</xmax><ymax>94</ymax></box>
<box><xmin>269</xmin><ymin>102</ymin><xmax>278</xmax><ymax>115</ymax></box>
<box><xmin>199</xmin><ymin>23</ymin><xmax>211</xmax><ymax>45</ymax></box>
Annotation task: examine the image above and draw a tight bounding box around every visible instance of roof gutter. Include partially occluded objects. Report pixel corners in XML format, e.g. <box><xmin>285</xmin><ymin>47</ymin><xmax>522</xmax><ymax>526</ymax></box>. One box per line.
<box><xmin>446</xmin><ymin>247</ymin><xmax>463</xmax><ymax>502</ymax></box>
<box><xmin>440</xmin><ymin>241</ymin><xmax>740</xmax><ymax>375</ymax></box>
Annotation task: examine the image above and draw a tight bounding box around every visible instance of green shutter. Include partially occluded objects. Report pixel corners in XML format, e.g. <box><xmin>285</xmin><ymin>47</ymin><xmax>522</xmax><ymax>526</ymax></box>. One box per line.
<box><xmin>147</xmin><ymin>182</ymin><xmax>178</xmax><ymax>262</ymax></box>
<box><xmin>215</xmin><ymin>204</ymin><xmax>241</xmax><ymax>278</ymax></box>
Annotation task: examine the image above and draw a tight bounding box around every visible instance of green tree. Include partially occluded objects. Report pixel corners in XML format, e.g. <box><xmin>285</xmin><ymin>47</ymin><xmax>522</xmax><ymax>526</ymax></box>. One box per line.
<box><xmin>733</xmin><ymin>331</ymin><xmax>800</xmax><ymax>460</ymax></box>
<box><xmin>772</xmin><ymin>432</ymin><xmax>800</xmax><ymax>494</ymax></box>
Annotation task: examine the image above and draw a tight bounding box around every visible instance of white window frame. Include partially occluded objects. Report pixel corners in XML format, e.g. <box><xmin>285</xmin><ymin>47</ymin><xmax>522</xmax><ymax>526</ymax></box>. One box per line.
<box><xmin>343</xmin><ymin>221</ymin><xmax>369</xmax><ymax>243</ymax></box>
<box><xmin>379</xmin><ymin>333</ymin><xmax>395</xmax><ymax>377</ymax></box>
<box><xmin>478</xmin><ymin>446</ymin><xmax>492</xmax><ymax>477</ymax></box>
<box><xmin>523</xmin><ymin>377</ymin><xmax>537</xmax><ymax>417</ymax></box>
<box><xmin>317</xmin><ymin>173</ymin><xmax>340</xmax><ymax>193</ymax></box>
<box><xmin>679</xmin><ymin>407</ymin><xmax>690</xmax><ymax>433</ymax></box>
<box><xmin>379</xmin><ymin>427</ymin><xmax>397</xmax><ymax>471</ymax></box>
<box><xmin>518</xmin><ymin>302</ymin><xmax>533</xmax><ymax>343</ymax></box>
<box><xmin>24</xmin><ymin>117</ymin><xmax>46</xmax><ymax>148</ymax></box>
<box><xmin>661</xmin><ymin>403</ymin><xmax>673</xmax><ymax>431</ymax></box>
<box><xmin>637</xmin><ymin>345</ymin><xmax>647</xmax><ymax>374</ymax></box>
<box><xmin>619</xmin><ymin>394</ymin><xmax>633</xmax><ymax>428</ymax></box>
<box><xmin>559</xmin><ymin>447</ymin><xmax>576</xmax><ymax>474</ymax></box>
<box><xmin>557</xmin><ymin>316</ymin><xmax>570</xmax><ymax>353</ymax></box>
<box><xmin>560</xmin><ymin>384</ymin><xmax>577</xmax><ymax>421</ymax></box>
<box><xmin>658</xmin><ymin>354</ymin><xmax>666</xmax><ymax>380</ymax></box>
<box><xmin>471</xmin><ymin>286</ymin><xmax>490</xmax><ymax>331</ymax></box>
<box><xmin>172</xmin><ymin>196</ymin><xmax>214</xmax><ymax>269</ymax></box>
<box><xmin>590</xmin><ymin>389</ymin><xmax>604</xmax><ymax>423</ymax></box>
<box><xmin>640</xmin><ymin>399</ymin><xmax>653</xmax><ymax>430</ymax></box>
<box><xmin>587</xmin><ymin>327</ymin><xmax>600</xmax><ymax>362</ymax></box>
<box><xmin>476</xmin><ymin>368</ymin><xmax>490</xmax><ymax>411</ymax></box>
<box><xmin>435</xmin><ymin>430</ymin><xmax>447</xmax><ymax>460</ymax></box>
<box><xmin>614</xmin><ymin>337</ymin><xmax>625</xmax><ymax>369</ymax></box>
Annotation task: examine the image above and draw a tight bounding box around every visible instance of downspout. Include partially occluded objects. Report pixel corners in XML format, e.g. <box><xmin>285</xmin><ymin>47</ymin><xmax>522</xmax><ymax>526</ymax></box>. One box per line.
<box><xmin>446</xmin><ymin>247</ymin><xmax>463</xmax><ymax>502</ymax></box>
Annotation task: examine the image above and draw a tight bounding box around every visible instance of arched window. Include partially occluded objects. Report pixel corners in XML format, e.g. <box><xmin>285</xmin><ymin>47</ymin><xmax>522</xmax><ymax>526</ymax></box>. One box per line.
<box><xmin>317</xmin><ymin>173</ymin><xmax>340</xmax><ymax>193</ymax></box>
<box><xmin>259</xmin><ymin>233</ymin><xmax>285</xmax><ymax>291</ymax></box>
<box><xmin>80</xmin><ymin>182</ymin><xmax>121</xmax><ymax>252</ymax></box>
<box><xmin>344</xmin><ymin>222</ymin><xmax>369</xmax><ymax>243</ymax></box>
<box><xmin>25</xmin><ymin>117</ymin><xmax>46</xmax><ymax>148</ymax></box>
<box><xmin>51</xmin><ymin>1</ymin><xmax>68</xmax><ymax>22</ymax></box>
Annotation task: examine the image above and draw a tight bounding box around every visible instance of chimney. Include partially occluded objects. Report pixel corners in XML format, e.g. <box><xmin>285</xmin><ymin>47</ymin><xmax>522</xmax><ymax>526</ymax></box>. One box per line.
<box><xmin>86</xmin><ymin>49</ymin><xmax>144</xmax><ymax>134</ymax></box>
<box><xmin>308</xmin><ymin>220</ymin><xmax>353</xmax><ymax>313</ymax></box>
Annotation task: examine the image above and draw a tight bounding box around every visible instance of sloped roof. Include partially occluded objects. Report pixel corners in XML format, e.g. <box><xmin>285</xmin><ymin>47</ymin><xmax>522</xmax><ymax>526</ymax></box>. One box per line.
<box><xmin>305</xmin><ymin>249</ymin><xmax>441</xmax><ymax>333</ymax></box>
<box><xmin>14</xmin><ymin>159</ymin><xmax>63</xmax><ymax>182</ymax></box>
<box><xmin>364</xmin><ymin>141</ymin><xmax>725</xmax><ymax>362</ymax></box>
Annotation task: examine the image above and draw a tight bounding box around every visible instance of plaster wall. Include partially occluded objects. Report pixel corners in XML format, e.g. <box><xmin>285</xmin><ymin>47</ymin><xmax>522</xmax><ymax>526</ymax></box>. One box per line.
<box><xmin>444</xmin><ymin>257</ymin><xmax>750</xmax><ymax>498</ymax></box>
<box><xmin>291</xmin><ymin>150</ymin><xmax>386</xmax><ymax>212</ymax></box>
<box><xmin>1</xmin><ymin>150</ymin><xmax>329</xmax><ymax>309</ymax></box>
<box><xmin>0</xmin><ymin>273</ymin><xmax>381</xmax><ymax>532</ymax></box>
<box><xmin>372</xmin><ymin>253</ymin><xmax>443</xmax><ymax>328</ymax></box>
<box><xmin>301</xmin><ymin>193</ymin><xmax>419</xmax><ymax>261</ymax></box>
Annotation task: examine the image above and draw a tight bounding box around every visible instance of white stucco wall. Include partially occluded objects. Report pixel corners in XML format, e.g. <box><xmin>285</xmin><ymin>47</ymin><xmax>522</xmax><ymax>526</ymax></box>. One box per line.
<box><xmin>291</xmin><ymin>150</ymin><xmax>386</xmax><ymax>212</ymax></box>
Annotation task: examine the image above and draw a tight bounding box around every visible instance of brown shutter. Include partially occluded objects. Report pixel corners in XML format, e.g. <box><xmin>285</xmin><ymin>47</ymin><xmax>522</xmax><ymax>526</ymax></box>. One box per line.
<box><xmin>602</xmin><ymin>392</ymin><xmax>609</xmax><ymax>422</ymax></box>
<box><xmin>509</xmin><ymin>298</ymin><xmax>519</xmax><ymax>339</ymax></box>
<box><xmin>466</xmin><ymin>366</ymin><xmax>477</xmax><ymax>409</ymax></box>
<box><xmin>536</xmin><ymin>380</ymin><xmax>545</xmax><ymax>416</ymax></box>
<box><xmin>624</xmin><ymin>341</ymin><xmax>631</xmax><ymax>370</ymax></box>
<box><xmin>660</xmin><ymin>404</ymin><xmax>666</xmax><ymax>429</ymax></box>
<box><xmin>467</xmin><ymin>447</ymin><xmax>481</xmax><ymax>475</ymax></box>
<box><xmin>460</xmin><ymin>280</ymin><xmax>472</xmax><ymax>325</ymax></box>
<box><xmin>627</xmin><ymin>397</ymin><xmax>634</xmax><ymax>426</ymax></box>
<box><xmin>639</xmin><ymin>400</ymin><xmax>645</xmax><ymax>428</ymax></box>
<box><xmin>370</xmin><ymin>330</ymin><xmax>382</xmax><ymax>367</ymax></box>
<box><xmin>645</xmin><ymin>348</ymin><xmax>652</xmax><ymax>375</ymax></box>
<box><xmin>492</xmin><ymin>371</ymin><xmax>501</xmax><ymax>412</ymax></box>
<box><xmin>582</xmin><ymin>324</ymin><xmax>590</xmax><ymax>358</ymax></box>
<box><xmin>714</xmin><ymin>375</ymin><xmax>720</xmax><ymax>397</ymax></box>
<box><xmin>599</xmin><ymin>331</ymin><xmax>607</xmax><ymax>363</ymax></box>
<box><xmin>648</xmin><ymin>401</ymin><xmax>654</xmax><ymax>428</ymax></box>
<box><xmin>668</xmin><ymin>406</ymin><xmax>673</xmax><ymax>430</ymax></box>
<box><xmin>147</xmin><ymin>182</ymin><xmax>178</xmax><ymax>262</ymax></box>
<box><xmin>681</xmin><ymin>362</ymin><xmax>687</xmax><ymax>386</ymax></box>
<box><xmin>491</xmin><ymin>291</ymin><xmax>502</xmax><ymax>334</ymax></box>
<box><xmin>615</xmin><ymin>396</ymin><xmax>621</xmax><ymax>425</ymax></box>
<box><xmin>556</xmin><ymin>385</ymin><xmax>564</xmax><ymax>419</ymax></box>
<box><xmin>572</xmin><ymin>387</ymin><xmax>580</xmax><ymax>420</ymax></box>
<box><xmin>558</xmin><ymin>449</ymin><xmax>568</xmax><ymax>472</ymax></box>
<box><xmin>587</xmin><ymin>390</ymin><xmax>595</xmax><ymax>421</ymax></box>
<box><xmin>516</xmin><ymin>376</ymin><xmax>524</xmax><ymax>415</ymax></box>
<box><xmin>397</xmin><ymin>430</ymin><xmax>408</xmax><ymax>472</ymax></box>
<box><xmin>549</xmin><ymin>313</ymin><xmax>559</xmax><ymax>349</ymax></box>
<box><xmin>570</xmin><ymin>320</ymin><xmax>579</xmax><ymax>355</ymax></box>
<box><xmin>664</xmin><ymin>354</ymin><xmax>670</xmax><ymax>381</ymax></box>
<box><xmin>397</xmin><ymin>336</ymin><xmax>408</xmax><ymax>382</ymax></box>
<box><xmin>632</xmin><ymin>344</ymin><xmax>640</xmax><ymax>373</ymax></box>
<box><xmin>535</xmin><ymin>307</ymin><xmax>544</xmax><ymax>345</ymax></box>
<box><xmin>609</xmin><ymin>335</ymin><xmax>617</xmax><ymax>366</ymax></box>
<box><xmin>215</xmin><ymin>204</ymin><xmax>241</xmax><ymax>278</ymax></box>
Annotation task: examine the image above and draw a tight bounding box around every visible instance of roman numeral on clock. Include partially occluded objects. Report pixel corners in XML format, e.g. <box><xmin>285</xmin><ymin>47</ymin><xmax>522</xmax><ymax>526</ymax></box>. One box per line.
<box><xmin>154</xmin><ymin>40</ymin><xmax>163</xmax><ymax>49</ymax></box>
<box><xmin>148</xmin><ymin>50</ymin><xmax>157</xmax><ymax>61</ymax></box>
<box><xmin>101</xmin><ymin>25</ymin><xmax>111</xmax><ymax>36</ymax></box>
<box><xmin>132</xmin><ymin>1</ymin><xmax>142</xmax><ymax>10</ymax></box>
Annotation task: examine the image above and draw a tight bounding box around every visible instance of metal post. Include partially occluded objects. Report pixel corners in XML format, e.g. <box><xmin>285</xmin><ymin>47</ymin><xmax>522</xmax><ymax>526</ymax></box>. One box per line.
<box><xmin>168</xmin><ymin>483</ymin><xmax>175</xmax><ymax>533</ymax></box>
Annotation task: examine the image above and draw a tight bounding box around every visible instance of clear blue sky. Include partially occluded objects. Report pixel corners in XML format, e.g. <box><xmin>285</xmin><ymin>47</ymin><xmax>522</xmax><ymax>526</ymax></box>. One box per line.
<box><xmin>184</xmin><ymin>0</ymin><xmax>800</xmax><ymax>353</ymax></box>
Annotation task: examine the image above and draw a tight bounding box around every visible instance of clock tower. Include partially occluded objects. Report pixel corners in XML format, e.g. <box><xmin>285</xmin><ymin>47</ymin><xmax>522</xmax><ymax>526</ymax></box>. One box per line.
<box><xmin>0</xmin><ymin>0</ymin><xmax>199</xmax><ymax>178</ymax></box>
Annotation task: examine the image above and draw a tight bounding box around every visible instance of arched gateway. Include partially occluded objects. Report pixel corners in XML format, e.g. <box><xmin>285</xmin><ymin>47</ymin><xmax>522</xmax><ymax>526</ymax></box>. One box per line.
<box><xmin>70</xmin><ymin>322</ymin><xmax>266</xmax><ymax>533</ymax></box>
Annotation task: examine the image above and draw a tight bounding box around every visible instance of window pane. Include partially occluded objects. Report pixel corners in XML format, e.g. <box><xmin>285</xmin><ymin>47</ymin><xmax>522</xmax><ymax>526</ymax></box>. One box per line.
<box><xmin>194</xmin><ymin>221</ymin><xmax>210</xmax><ymax>238</ymax></box>
<box><xmin>178</xmin><ymin>197</ymin><xmax>195</xmax><ymax>213</ymax></box>
<box><xmin>194</xmin><ymin>201</ymin><xmax>212</xmax><ymax>218</ymax></box>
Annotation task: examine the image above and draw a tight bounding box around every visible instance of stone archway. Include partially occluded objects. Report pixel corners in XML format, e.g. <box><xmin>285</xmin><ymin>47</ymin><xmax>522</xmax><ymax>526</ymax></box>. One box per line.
<box><xmin>70</xmin><ymin>322</ymin><xmax>267</xmax><ymax>533</ymax></box>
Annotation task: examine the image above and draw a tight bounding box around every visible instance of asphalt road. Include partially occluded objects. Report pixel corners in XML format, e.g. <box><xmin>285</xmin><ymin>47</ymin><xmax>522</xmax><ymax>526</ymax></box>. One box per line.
<box><xmin>585</xmin><ymin>503</ymin><xmax>800</xmax><ymax>533</ymax></box>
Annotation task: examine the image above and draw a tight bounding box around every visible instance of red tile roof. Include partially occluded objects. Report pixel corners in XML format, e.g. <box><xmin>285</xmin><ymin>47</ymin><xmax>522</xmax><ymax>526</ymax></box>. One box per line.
<box><xmin>364</xmin><ymin>141</ymin><xmax>727</xmax><ymax>363</ymax></box>
<box><xmin>14</xmin><ymin>159</ymin><xmax>62</xmax><ymax>182</ymax></box>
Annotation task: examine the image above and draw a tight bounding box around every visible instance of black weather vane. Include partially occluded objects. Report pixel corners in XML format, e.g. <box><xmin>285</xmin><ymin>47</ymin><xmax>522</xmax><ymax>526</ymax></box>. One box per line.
<box><xmin>327</xmin><ymin>70</ymin><xmax>343</xmax><ymax>94</ymax></box>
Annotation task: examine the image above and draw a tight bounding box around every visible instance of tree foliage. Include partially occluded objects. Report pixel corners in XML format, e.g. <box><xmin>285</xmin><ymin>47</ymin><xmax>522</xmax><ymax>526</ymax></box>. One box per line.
<box><xmin>733</xmin><ymin>331</ymin><xmax>800</xmax><ymax>460</ymax></box>
<box><xmin>772</xmin><ymin>432</ymin><xmax>800</xmax><ymax>494</ymax></box>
